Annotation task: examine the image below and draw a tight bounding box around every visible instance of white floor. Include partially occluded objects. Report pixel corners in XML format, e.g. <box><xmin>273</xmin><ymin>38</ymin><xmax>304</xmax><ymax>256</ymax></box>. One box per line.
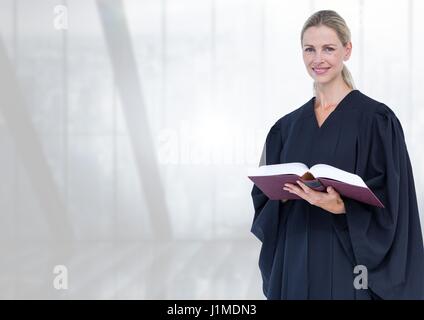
<box><xmin>0</xmin><ymin>240</ymin><xmax>265</xmax><ymax>300</ymax></box>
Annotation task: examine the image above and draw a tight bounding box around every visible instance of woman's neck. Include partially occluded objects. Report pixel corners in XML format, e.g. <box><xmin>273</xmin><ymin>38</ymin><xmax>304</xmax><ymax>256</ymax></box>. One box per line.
<box><xmin>314</xmin><ymin>82</ymin><xmax>352</xmax><ymax>110</ymax></box>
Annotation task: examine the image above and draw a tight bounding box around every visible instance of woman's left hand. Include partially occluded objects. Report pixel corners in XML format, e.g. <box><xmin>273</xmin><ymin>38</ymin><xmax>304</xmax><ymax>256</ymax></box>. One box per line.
<box><xmin>283</xmin><ymin>180</ymin><xmax>346</xmax><ymax>214</ymax></box>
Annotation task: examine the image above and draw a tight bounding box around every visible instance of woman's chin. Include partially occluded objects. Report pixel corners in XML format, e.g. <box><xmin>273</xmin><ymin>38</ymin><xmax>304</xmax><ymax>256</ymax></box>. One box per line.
<box><xmin>313</xmin><ymin>75</ymin><xmax>336</xmax><ymax>86</ymax></box>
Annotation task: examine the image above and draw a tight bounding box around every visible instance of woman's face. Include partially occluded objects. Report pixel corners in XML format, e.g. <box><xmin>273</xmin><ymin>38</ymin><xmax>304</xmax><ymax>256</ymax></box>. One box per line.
<box><xmin>302</xmin><ymin>25</ymin><xmax>352</xmax><ymax>87</ymax></box>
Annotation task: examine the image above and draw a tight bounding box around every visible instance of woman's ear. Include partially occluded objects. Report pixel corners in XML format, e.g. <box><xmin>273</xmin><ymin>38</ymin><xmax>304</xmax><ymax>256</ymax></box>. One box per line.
<box><xmin>344</xmin><ymin>41</ymin><xmax>352</xmax><ymax>61</ymax></box>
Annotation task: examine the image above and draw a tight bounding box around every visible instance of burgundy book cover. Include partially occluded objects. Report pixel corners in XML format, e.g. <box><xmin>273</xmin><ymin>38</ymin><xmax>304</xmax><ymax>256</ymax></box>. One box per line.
<box><xmin>248</xmin><ymin>173</ymin><xmax>385</xmax><ymax>208</ymax></box>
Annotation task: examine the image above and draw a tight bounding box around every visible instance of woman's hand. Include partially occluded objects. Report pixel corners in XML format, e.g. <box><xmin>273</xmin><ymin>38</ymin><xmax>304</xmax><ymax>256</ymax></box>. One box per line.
<box><xmin>283</xmin><ymin>180</ymin><xmax>346</xmax><ymax>214</ymax></box>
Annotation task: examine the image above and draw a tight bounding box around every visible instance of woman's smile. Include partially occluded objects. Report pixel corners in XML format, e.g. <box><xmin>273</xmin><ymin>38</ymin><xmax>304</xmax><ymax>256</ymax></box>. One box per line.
<box><xmin>313</xmin><ymin>67</ymin><xmax>331</xmax><ymax>75</ymax></box>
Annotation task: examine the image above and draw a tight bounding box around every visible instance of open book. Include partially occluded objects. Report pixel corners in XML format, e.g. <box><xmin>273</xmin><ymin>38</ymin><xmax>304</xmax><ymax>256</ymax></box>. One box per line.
<box><xmin>248</xmin><ymin>162</ymin><xmax>384</xmax><ymax>208</ymax></box>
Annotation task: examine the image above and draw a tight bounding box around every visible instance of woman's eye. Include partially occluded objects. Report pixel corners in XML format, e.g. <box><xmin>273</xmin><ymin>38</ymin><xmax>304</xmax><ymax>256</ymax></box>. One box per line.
<box><xmin>304</xmin><ymin>47</ymin><xmax>334</xmax><ymax>52</ymax></box>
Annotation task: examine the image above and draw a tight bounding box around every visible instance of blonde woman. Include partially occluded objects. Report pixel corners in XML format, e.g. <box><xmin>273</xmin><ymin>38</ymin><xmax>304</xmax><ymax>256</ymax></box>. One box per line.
<box><xmin>251</xmin><ymin>10</ymin><xmax>424</xmax><ymax>300</ymax></box>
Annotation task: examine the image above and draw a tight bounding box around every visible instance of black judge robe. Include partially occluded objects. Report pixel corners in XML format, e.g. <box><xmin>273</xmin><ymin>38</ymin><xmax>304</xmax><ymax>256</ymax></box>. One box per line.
<box><xmin>251</xmin><ymin>89</ymin><xmax>424</xmax><ymax>299</ymax></box>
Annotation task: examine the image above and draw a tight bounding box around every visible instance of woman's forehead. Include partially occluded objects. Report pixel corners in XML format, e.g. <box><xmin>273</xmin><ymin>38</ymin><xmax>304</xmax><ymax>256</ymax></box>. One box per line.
<box><xmin>303</xmin><ymin>26</ymin><xmax>340</xmax><ymax>45</ymax></box>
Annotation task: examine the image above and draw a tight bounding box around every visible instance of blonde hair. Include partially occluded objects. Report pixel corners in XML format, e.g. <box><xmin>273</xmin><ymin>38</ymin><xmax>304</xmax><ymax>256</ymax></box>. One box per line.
<box><xmin>300</xmin><ymin>10</ymin><xmax>356</xmax><ymax>94</ymax></box>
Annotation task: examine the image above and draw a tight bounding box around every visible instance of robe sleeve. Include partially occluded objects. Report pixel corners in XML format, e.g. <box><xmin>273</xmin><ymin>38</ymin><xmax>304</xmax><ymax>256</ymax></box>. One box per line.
<box><xmin>340</xmin><ymin>107</ymin><xmax>424</xmax><ymax>299</ymax></box>
<box><xmin>250</xmin><ymin>119</ymin><xmax>287</xmax><ymax>295</ymax></box>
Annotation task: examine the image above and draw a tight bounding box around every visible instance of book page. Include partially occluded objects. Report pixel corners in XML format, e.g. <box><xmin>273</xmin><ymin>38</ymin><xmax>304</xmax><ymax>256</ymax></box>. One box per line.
<box><xmin>309</xmin><ymin>164</ymin><xmax>367</xmax><ymax>187</ymax></box>
<box><xmin>248</xmin><ymin>162</ymin><xmax>308</xmax><ymax>177</ymax></box>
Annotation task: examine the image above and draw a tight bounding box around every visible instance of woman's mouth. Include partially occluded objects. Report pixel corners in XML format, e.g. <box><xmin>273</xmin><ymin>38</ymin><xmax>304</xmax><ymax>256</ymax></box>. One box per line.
<box><xmin>313</xmin><ymin>67</ymin><xmax>330</xmax><ymax>75</ymax></box>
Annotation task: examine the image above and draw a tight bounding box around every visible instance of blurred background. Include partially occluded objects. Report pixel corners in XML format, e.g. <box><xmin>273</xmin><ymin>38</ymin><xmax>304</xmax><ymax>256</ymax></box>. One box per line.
<box><xmin>0</xmin><ymin>0</ymin><xmax>423</xmax><ymax>299</ymax></box>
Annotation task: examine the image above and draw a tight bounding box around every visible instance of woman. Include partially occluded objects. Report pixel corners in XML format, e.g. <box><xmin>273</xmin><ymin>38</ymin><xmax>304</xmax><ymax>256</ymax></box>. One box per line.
<box><xmin>251</xmin><ymin>10</ymin><xmax>424</xmax><ymax>299</ymax></box>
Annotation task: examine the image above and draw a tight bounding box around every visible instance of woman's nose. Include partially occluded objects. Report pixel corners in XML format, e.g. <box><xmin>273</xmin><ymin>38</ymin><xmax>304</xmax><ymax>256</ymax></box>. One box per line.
<box><xmin>312</xmin><ymin>53</ymin><xmax>324</xmax><ymax>64</ymax></box>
